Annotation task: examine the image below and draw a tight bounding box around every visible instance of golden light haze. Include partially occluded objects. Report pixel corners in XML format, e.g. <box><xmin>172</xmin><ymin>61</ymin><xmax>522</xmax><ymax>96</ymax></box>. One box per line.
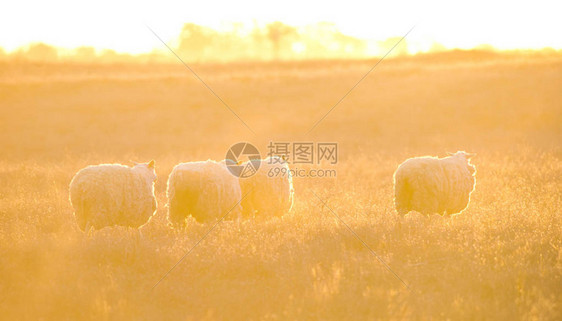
<box><xmin>1</xmin><ymin>0</ymin><xmax>561</xmax><ymax>59</ymax></box>
<box><xmin>1</xmin><ymin>51</ymin><xmax>560</xmax><ymax>319</ymax></box>
<box><xmin>1</xmin><ymin>1</ymin><xmax>561</xmax><ymax>320</ymax></box>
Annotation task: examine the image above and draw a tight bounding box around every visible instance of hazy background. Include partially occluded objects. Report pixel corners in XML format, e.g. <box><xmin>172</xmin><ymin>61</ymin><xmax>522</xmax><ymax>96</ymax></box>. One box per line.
<box><xmin>2</xmin><ymin>0</ymin><xmax>562</xmax><ymax>62</ymax></box>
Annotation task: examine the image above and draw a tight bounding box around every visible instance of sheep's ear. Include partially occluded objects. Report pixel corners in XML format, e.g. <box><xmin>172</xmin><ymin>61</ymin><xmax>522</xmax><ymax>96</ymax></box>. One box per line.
<box><xmin>147</xmin><ymin>160</ymin><xmax>155</xmax><ymax>169</ymax></box>
<box><xmin>446</xmin><ymin>152</ymin><xmax>455</xmax><ymax>156</ymax></box>
<box><xmin>466</xmin><ymin>152</ymin><xmax>476</xmax><ymax>159</ymax></box>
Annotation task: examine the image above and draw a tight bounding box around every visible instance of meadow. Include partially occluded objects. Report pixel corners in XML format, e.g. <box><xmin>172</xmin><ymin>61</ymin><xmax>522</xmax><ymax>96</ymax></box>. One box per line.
<box><xmin>0</xmin><ymin>50</ymin><xmax>560</xmax><ymax>320</ymax></box>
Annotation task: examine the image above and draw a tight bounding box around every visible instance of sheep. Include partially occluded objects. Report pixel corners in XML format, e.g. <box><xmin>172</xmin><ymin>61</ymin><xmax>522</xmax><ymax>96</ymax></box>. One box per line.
<box><xmin>69</xmin><ymin>160</ymin><xmax>157</xmax><ymax>232</ymax></box>
<box><xmin>167</xmin><ymin>160</ymin><xmax>242</xmax><ymax>226</ymax></box>
<box><xmin>394</xmin><ymin>151</ymin><xmax>476</xmax><ymax>216</ymax></box>
<box><xmin>238</xmin><ymin>156</ymin><xmax>294</xmax><ymax>218</ymax></box>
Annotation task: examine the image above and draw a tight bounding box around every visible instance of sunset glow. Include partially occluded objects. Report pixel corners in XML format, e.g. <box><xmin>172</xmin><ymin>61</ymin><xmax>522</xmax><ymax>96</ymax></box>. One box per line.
<box><xmin>2</xmin><ymin>0</ymin><xmax>561</xmax><ymax>56</ymax></box>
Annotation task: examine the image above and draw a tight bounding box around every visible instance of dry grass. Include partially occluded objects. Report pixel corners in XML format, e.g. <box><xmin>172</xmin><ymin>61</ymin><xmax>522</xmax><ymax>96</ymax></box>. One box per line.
<box><xmin>0</xmin><ymin>51</ymin><xmax>561</xmax><ymax>320</ymax></box>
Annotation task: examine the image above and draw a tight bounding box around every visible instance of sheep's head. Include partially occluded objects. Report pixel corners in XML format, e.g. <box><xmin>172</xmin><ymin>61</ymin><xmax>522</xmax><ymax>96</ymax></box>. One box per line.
<box><xmin>448</xmin><ymin>151</ymin><xmax>476</xmax><ymax>175</ymax></box>
<box><xmin>133</xmin><ymin>160</ymin><xmax>157</xmax><ymax>183</ymax></box>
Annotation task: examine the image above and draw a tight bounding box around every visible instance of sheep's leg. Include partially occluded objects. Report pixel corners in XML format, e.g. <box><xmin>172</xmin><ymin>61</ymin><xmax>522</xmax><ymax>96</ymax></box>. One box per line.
<box><xmin>130</xmin><ymin>228</ymin><xmax>139</xmax><ymax>243</ymax></box>
<box><xmin>394</xmin><ymin>179</ymin><xmax>411</xmax><ymax>215</ymax></box>
<box><xmin>236</xmin><ymin>213</ymin><xmax>241</xmax><ymax>231</ymax></box>
<box><xmin>85</xmin><ymin>222</ymin><xmax>93</xmax><ymax>237</ymax></box>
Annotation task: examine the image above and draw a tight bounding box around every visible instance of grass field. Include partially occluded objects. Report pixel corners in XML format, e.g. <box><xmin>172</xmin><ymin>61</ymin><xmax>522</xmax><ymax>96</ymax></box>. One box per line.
<box><xmin>0</xmin><ymin>51</ymin><xmax>561</xmax><ymax>320</ymax></box>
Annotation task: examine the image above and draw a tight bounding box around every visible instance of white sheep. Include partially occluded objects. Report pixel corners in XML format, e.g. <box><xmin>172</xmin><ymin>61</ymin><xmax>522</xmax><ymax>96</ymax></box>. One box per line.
<box><xmin>239</xmin><ymin>156</ymin><xmax>294</xmax><ymax>218</ymax></box>
<box><xmin>69</xmin><ymin>160</ymin><xmax>157</xmax><ymax>231</ymax></box>
<box><xmin>167</xmin><ymin>160</ymin><xmax>242</xmax><ymax>226</ymax></box>
<box><xmin>394</xmin><ymin>151</ymin><xmax>476</xmax><ymax>216</ymax></box>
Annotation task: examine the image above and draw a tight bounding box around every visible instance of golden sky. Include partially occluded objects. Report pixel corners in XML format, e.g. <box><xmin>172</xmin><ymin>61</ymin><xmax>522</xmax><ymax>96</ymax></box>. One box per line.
<box><xmin>1</xmin><ymin>0</ymin><xmax>560</xmax><ymax>54</ymax></box>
